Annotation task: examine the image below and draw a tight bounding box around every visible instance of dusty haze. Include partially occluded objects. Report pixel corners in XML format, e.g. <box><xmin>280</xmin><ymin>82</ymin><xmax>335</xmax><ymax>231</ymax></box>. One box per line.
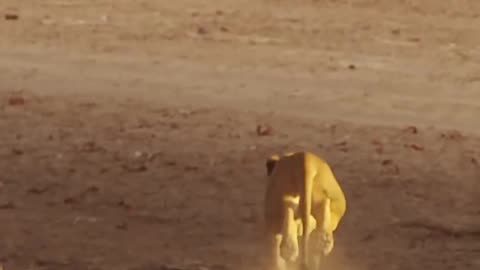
<box><xmin>0</xmin><ymin>1</ymin><xmax>479</xmax><ymax>270</ymax></box>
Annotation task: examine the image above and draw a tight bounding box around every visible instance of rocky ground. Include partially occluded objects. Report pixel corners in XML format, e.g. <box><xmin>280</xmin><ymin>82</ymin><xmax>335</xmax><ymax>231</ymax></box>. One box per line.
<box><xmin>0</xmin><ymin>1</ymin><xmax>479</xmax><ymax>270</ymax></box>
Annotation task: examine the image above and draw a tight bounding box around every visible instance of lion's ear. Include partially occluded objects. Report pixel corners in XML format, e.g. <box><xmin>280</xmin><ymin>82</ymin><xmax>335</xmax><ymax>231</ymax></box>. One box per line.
<box><xmin>266</xmin><ymin>155</ymin><xmax>280</xmax><ymax>176</ymax></box>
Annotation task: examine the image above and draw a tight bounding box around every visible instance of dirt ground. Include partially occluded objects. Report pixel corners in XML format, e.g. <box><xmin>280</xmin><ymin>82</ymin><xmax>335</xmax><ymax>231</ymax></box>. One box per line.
<box><xmin>1</xmin><ymin>1</ymin><xmax>480</xmax><ymax>270</ymax></box>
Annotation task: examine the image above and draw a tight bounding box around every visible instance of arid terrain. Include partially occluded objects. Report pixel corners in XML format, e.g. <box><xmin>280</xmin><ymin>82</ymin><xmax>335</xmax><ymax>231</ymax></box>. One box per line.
<box><xmin>0</xmin><ymin>1</ymin><xmax>479</xmax><ymax>270</ymax></box>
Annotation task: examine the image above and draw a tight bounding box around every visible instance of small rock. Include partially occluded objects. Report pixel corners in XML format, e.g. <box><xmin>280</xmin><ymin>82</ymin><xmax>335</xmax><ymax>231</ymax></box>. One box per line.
<box><xmin>256</xmin><ymin>124</ymin><xmax>274</xmax><ymax>136</ymax></box>
<box><xmin>117</xmin><ymin>199</ymin><xmax>132</xmax><ymax>210</ymax></box>
<box><xmin>5</xmin><ymin>13</ymin><xmax>19</xmax><ymax>20</ymax></box>
<box><xmin>73</xmin><ymin>216</ymin><xmax>97</xmax><ymax>224</ymax></box>
<box><xmin>8</xmin><ymin>96</ymin><xmax>25</xmax><ymax>106</ymax></box>
<box><xmin>334</xmin><ymin>141</ymin><xmax>348</xmax><ymax>147</ymax></box>
<box><xmin>122</xmin><ymin>163</ymin><xmax>148</xmax><ymax>172</ymax></box>
<box><xmin>64</xmin><ymin>197</ymin><xmax>77</xmax><ymax>205</ymax></box>
<box><xmin>405</xmin><ymin>143</ymin><xmax>424</xmax><ymax>151</ymax></box>
<box><xmin>116</xmin><ymin>222</ymin><xmax>128</xmax><ymax>230</ymax></box>
<box><xmin>11</xmin><ymin>148</ymin><xmax>23</xmax><ymax>155</ymax></box>
<box><xmin>361</xmin><ymin>233</ymin><xmax>375</xmax><ymax>242</ymax></box>
<box><xmin>381</xmin><ymin>159</ymin><xmax>393</xmax><ymax>165</ymax></box>
<box><xmin>371</xmin><ymin>139</ymin><xmax>383</xmax><ymax>146</ymax></box>
<box><xmin>0</xmin><ymin>201</ymin><xmax>15</xmax><ymax>209</ymax></box>
<box><xmin>471</xmin><ymin>157</ymin><xmax>478</xmax><ymax>166</ymax></box>
<box><xmin>27</xmin><ymin>186</ymin><xmax>50</xmax><ymax>194</ymax></box>
<box><xmin>170</xmin><ymin>122</ymin><xmax>180</xmax><ymax>129</ymax></box>
<box><xmin>100</xmin><ymin>14</ymin><xmax>109</xmax><ymax>23</ymax></box>
<box><xmin>86</xmin><ymin>185</ymin><xmax>99</xmax><ymax>193</ymax></box>
<box><xmin>440</xmin><ymin>130</ymin><xmax>464</xmax><ymax>141</ymax></box>
<box><xmin>184</xmin><ymin>165</ymin><xmax>199</xmax><ymax>171</ymax></box>
<box><xmin>80</xmin><ymin>141</ymin><xmax>104</xmax><ymax>153</ymax></box>
<box><xmin>41</xmin><ymin>17</ymin><xmax>56</xmax><ymax>25</ymax></box>
<box><xmin>403</xmin><ymin>126</ymin><xmax>418</xmax><ymax>134</ymax></box>
<box><xmin>178</xmin><ymin>109</ymin><xmax>192</xmax><ymax>116</ymax></box>
<box><xmin>197</xmin><ymin>26</ymin><xmax>208</xmax><ymax>35</ymax></box>
<box><xmin>165</xmin><ymin>161</ymin><xmax>177</xmax><ymax>166</ymax></box>
<box><xmin>408</xmin><ymin>37</ymin><xmax>421</xmax><ymax>43</ymax></box>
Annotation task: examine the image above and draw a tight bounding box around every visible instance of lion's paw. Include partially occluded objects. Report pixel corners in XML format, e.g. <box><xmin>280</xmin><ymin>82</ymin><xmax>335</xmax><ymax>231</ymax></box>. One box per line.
<box><xmin>280</xmin><ymin>235</ymin><xmax>299</xmax><ymax>262</ymax></box>
<box><xmin>309</xmin><ymin>230</ymin><xmax>334</xmax><ymax>256</ymax></box>
<box><xmin>321</xmin><ymin>232</ymin><xmax>334</xmax><ymax>255</ymax></box>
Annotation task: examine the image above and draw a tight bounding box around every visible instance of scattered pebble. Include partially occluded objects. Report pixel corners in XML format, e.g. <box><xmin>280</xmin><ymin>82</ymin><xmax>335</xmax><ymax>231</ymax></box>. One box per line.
<box><xmin>404</xmin><ymin>126</ymin><xmax>419</xmax><ymax>134</ymax></box>
<box><xmin>4</xmin><ymin>13</ymin><xmax>19</xmax><ymax>20</ymax></box>
<box><xmin>8</xmin><ymin>96</ymin><xmax>25</xmax><ymax>106</ymax></box>
<box><xmin>197</xmin><ymin>26</ymin><xmax>208</xmax><ymax>35</ymax></box>
<box><xmin>0</xmin><ymin>200</ymin><xmax>15</xmax><ymax>209</ymax></box>
<box><xmin>256</xmin><ymin>124</ymin><xmax>273</xmax><ymax>136</ymax></box>
<box><xmin>116</xmin><ymin>222</ymin><xmax>128</xmax><ymax>230</ymax></box>
<box><xmin>405</xmin><ymin>143</ymin><xmax>424</xmax><ymax>151</ymax></box>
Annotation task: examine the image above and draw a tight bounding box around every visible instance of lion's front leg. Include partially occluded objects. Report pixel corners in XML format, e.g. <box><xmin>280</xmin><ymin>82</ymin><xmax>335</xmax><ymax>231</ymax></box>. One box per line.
<box><xmin>279</xmin><ymin>228</ymin><xmax>299</xmax><ymax>263</ymax></box>
<box><xmin>279</xmin><ymin>204</ymin><xmax>300</xmax><ymax>263</ymax></box>
<box><xmin>267</xmin><ymin>233</ymin><xmax>288</xmax><ymax>270</ymax></box>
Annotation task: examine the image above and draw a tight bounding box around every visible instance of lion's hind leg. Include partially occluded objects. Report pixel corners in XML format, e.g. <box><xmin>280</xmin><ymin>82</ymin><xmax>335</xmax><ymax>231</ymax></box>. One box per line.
<box><xmin>318</xmin><ymin>198</ymin><xmax>334</xmax><ymax>256</ymax></box>
<box><xmin>296</xmin><ymin>215</ymin><xmax>318</xmax><ymax>270</ymax></box>
<box><xmin>308</xmin><ymin>198</ymin><xmax>335</xmax><ymax>270</ymax></box>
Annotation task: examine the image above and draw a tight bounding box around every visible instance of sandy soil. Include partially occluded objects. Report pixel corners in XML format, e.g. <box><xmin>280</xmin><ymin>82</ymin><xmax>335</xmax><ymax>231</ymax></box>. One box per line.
<box><xmin>1</xmin><ymin>1</ymin><xmax>479</xmax><ymax>270</ymax></box>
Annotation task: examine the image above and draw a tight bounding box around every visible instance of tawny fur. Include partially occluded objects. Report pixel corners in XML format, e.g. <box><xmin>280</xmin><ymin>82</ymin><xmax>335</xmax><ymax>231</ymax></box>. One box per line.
<box><xmin>264</xmin><ymin>151</ymin><xmax>347</xmax><ymax>270</ymax></box>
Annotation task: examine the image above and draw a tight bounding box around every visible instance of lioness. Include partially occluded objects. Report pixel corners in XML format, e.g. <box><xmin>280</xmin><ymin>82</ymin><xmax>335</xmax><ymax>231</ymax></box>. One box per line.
<box><xmin>264</xmin><ymin>151</ymin><xmax>347</xmax><ymax>270</ymax></box>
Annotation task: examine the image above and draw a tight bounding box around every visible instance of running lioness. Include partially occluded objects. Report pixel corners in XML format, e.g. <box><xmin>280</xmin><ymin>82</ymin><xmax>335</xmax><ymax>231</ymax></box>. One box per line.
<box><xmin>264</xmin><ymin>151</ymin><xmax>347</xmax><ymax>270</ymax></box>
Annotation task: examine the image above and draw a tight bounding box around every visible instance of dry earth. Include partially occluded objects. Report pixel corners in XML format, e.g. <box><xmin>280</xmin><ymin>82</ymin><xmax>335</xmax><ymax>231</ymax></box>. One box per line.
<box><xmin>1</xmin><ymin>1</ymin><xmax>480</xmax><ymax>270</ymax></box>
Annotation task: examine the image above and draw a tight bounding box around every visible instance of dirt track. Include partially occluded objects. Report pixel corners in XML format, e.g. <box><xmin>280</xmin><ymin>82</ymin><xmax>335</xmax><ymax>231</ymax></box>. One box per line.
<box><xmin>1</xmin><ymin>1</ymin><xmax>480</xmax><ymax>270</ymax></box>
